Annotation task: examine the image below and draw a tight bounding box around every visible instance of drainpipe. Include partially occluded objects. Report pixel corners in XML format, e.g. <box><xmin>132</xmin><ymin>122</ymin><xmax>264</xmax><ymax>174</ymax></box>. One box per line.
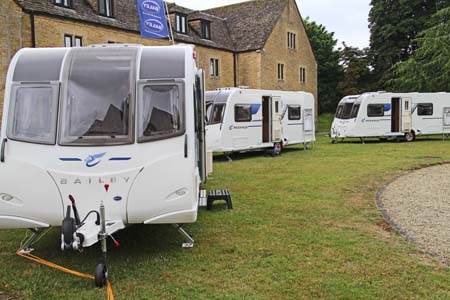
<box><xmin>233</xmin><ymin>52</ymin><xmax>237</xmax><ymax>87</ymax></box>
<box><xmin>30</xmin><ymin>13</ymin><xmax>36</xmax><ymax>48</ymax></box>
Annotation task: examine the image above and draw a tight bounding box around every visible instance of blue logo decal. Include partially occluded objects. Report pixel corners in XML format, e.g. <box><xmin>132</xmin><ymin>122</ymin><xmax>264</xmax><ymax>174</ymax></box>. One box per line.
<box><xmin>113</xmin><ymin>196</ymin><xmax>122</xmax><ymax>201</ymax></box>
<box><xmin>384</xmin><ymin>104</ymin><xmax>391</xmax><ymax>112</ymax></box>
<box><xmin>251</xmin><ymin>104</ymin><xmax>261</xmax><ymax>115</ymax></box>
<box><xmin>84</xmin><ymin>152</ymin><xmax>107</xmax><ymax>168</ymax></box>
<box><xmin>144</xmin><ymin>19</ymin><xmax>164</xmax><ymax>33</ymax></box>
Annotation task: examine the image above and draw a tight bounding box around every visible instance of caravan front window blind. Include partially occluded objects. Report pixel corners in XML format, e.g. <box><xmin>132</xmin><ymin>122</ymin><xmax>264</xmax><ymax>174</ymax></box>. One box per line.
<box><xmin>138</xmin><ymin>83</ymin><xmax>185</xmax><ymax>142</ymax></box>
<box><xmin>8</xmin><ymin>85</ymin><xmax>59</xmax><ymax>144</ymax></box>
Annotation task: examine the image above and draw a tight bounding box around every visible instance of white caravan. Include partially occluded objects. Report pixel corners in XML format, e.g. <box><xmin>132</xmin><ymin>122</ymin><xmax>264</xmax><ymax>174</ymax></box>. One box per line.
<box><xmin>0</xmin><ymin>44</ymin><xmax>207</xmax><ymax>285</ymax></box>
<box><xmin>205</xmin><ymin>88</ymin><xmax>315</xmax><ymax>155</ymax></box>
<box><xmin>330</xmin><ymin>92</ymin><xmax>450</xmax><ymax>142</ymax></box>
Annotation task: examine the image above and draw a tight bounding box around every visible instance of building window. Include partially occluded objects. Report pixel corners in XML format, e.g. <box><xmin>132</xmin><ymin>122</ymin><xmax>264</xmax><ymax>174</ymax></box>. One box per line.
<box><xmin>288</xmin><ymin>32</ymin><xmax>296</xmax><ymax>49</ymax></box>
<box><xmin>99</xmin><ymin>0</ymin><xmax>113</xmax><ymax>17</ymax></box>
<box><xmin>210</xmin><ymin>58</ymin><xmax>219</xmax><ymax>78</ymax></box>
<box><xmin>55</xmin><ymin>0</ymin><xmax>71</xmax><ymax>8</ymax></box>
<box><xmin>64</xmin><ymin>34</ymin><xmax>73</xmax><ymax>47</ymax></box>
<box><xmin>417</xmin><ymin>103</ymin><xmax>433</xmax><ymax>116</ymax></box>
<box><xmin>176</xmin><ymin>14</ymin><xmax>187</xmax><ymax>34</ymax></box>
<box><xmin>278</xmin><ymin>63</ymin><xmax>284</xmax><ymax>81</ymax></box>
<box><xmin>367</xmin><ymin>104</ymin><xmax>385</xmax><ymax>117</ymax></box>
<box><xmin>299</xmin><ymin>67</ymin><xmax>306</xmax><ymax>83</ymax></box>
<box><xmin>75</xmin><ymin>36</ymin><xmax>83</xmax><ymax>47</ymax></box>
<box><xmin>288</xmin><ymin>105</ymin><xmax>301</xmax><ymax>120</ymax></box>
<box><xmin>234</xmin><ymin>105</ymin><xmax>252</xmax><ymax>122</ymax></box>
<box><xmin>201</xmin><ymin>20</ymin><xmax>211</xmax><ymax>39</ymax></box>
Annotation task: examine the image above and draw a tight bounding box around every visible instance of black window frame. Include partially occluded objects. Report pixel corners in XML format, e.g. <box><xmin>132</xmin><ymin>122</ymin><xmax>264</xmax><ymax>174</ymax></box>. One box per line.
<box><xmin>74</xmin><ymin>36</ymin><xmax>83</xmax><ymax>47</ymax></box>
<box><xmin>99</xmin><ymin>0</ymin><xmax>114</xmax><ymax>18</ymax></box>
<box><xmin>299</xmin><ymin>67</ymin><xmax>306</xmax><ymax>84</ymax></box>
<box><xmin>350</xmin><ymin>104</ymin><xmax>360</xmax><ymax>119</ymax></box>
<box><xmin>278</xmin><ymin>63</ymin><xmax>284</xmax><ymax>81</ymax></box>
<box><xmin>54</xmin><ymin>0</ymin><xmax>71</xmax><ymax>8</ymax></box>
<box><xmin>288</xmin><ymin>105</ymin><xmax>301</xmax><ymax>120</ymax></box>
<box><xmin>175</xmin><ymin>13</ymin><xmax>188</xmax><ymax>34</ymax></box>
<box><xmin>234</xmin><ymin>104</ymin><xmax>252</xmax><ymax>122</ymax></box>
<box><xmin>201</xmin><ymin>20</ymin><xmax>211</xmax><ymax>40</ymax></box>
<box><xmin>417</xmin><ymin>103</ymin><xmax>433</xmax><ymax>116</ymax></box>
<box><xmin>287</xmin><ymin>32</ymin><xmax>296</xmax><ymax>49</ymax></box>
<box><xmin>209</xmin><ymin>58</ymin><xmax>219</xmax><ymax>78</ymax></box>
<box><xmin>64</xmin><ymin>34</ymin><xmax>73</xmax><ymax>48</ymax></box>
<box><xmin>367</xmin><ymin>104</ymin><xmax>385</xmax><ymax>117</ymax></box>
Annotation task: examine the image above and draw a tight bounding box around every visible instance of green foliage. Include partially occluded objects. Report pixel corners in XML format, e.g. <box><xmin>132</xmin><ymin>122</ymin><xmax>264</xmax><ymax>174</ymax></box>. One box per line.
<box><xmin>337</xmin><ymin>44</ymin><xmax>373</xmax><ymax>96</ymax></box>
<box><xmin>304</xmin><ymin>18</ymin><xmax>343</xmax><ymax>114</ymax></box>
<box><xmin>388</xmin><ymin>7</ymin><xmax>450</xmax><ymax>92</ymax></box>
<box><xmin>368</xmin><ymin>0</ymin><xmax>450</xmax><ymax>88</ymax></box>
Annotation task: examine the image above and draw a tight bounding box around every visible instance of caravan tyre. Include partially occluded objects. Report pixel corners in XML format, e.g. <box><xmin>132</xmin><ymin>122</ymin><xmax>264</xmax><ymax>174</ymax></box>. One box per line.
<box><xmin>405</xmin><ymin>131</ymin><xmax>415</xmax><ymax>142</ymax></box>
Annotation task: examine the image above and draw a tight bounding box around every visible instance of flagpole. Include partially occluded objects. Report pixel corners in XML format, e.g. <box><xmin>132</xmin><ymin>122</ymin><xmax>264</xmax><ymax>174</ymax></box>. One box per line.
<box><xmin>164</xmin><ymin>1</ymin><xmax>175</xmax><ymax>45</ymax></box>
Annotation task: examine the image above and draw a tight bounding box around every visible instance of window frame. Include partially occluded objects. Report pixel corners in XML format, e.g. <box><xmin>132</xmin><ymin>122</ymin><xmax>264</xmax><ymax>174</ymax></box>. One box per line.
<box><xmin>288</xmin><ymin>105</ymin><xmax>301</xmax><ymax>120</ymax></box>
<box><xmin>175</xmin><ymin>13</ymin><xmax>188</xmax><ymax>34</ymax></box>
<box><xmin>137</xmin><ymin>80</ymin><xmax>186</xmax><ymax>143</ymax></box>
<box><xmin>287</xmin><ymin>32</ymin><xmax>296</xmax><ymax>49</ymax></box>
<box><xmin>54</xmin><ymin>0</ymin><xmax>71</xmax><ymax>8</ymax></box>
<box><xmin>64</xmin><ymin>34</ymin><xmax>73</xmax><ymax>48</ymax></box>
<box><xmin>417</xmin><ymin>103</ymin><xmax>433</xmax><ymax>116</ymax></box>
<box><xmin>278</xmin><ymin>63</ymin><xmax>284</xmax><ymax>81</ymax></box>
<box><xmin>234</xmin><ymin>104</ymin><xmax>252</xmax><ymax>123</ymax></box>
<box><xmin>209</xmin><ymin>58</ymin><xmax>219</xmax><ymax>78</ymax></box>
<box><xmin>299</xmin><ymin>67</ymin><xmax>306</xmax><ymax>84</ymax></box>
<box><xmin>99</xmin><ymin>0</ymin><xmax>114</xmax><ymax>18</ymax></box>
<box><xmin>74</xmin><ymin>36</ymin><xmax>83</xmax><ymax>47</ymax></box>
<box><xmin>367</xmin><ymin>104</ymin><xmax>385</xmax><ymax>117</ymax></box>
<box><xmin>201</xmin><ymin>20</ymin><xmax>211</xmax><ymax>40</ymax></box>
<box><xmin>7</xmin><ymin>82</ymin><xmax>60</xmax><ymax>145</ymax></box>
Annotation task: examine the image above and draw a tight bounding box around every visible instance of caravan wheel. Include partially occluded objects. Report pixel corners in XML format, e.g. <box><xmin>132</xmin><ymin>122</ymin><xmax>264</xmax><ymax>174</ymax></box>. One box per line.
<box><xmin>405</xmin><ymin>131</ymin><xmax>415</xmax><ymax>142</ymax></box>
<box><xmin>272</xmin><ymin>143</ymin><xmax>282</xmax><ymax>156</ymax></box>
<box><xmin>94</xmin><ymin>263</ymin><xmax>108</xmax><ymax>287</ymax></box>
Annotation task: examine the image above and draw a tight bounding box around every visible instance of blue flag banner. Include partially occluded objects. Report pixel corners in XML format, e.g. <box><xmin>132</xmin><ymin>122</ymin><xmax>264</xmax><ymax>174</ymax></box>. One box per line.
<box><xmin>137</xmin><ymin>0</ymin><xmax>169</xmax><ymax>39</ymax></box>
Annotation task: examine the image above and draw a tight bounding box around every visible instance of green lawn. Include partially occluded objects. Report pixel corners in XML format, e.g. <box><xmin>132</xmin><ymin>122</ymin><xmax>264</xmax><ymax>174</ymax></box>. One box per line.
<box><xmin>1</xmin><ymin>115</ymin><xmax>450</xmax><ymax>299</ymax></box>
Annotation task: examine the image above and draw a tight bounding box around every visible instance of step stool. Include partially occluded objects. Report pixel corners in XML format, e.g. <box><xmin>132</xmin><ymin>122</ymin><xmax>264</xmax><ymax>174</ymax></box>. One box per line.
<box><xmin>207</xmin><ymin>189</ymin><xmax>232</xmax><ymax>210</ymax></box>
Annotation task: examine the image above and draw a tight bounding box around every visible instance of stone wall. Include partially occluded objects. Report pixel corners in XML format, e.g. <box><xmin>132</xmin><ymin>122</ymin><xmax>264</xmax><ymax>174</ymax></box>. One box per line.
<box><xmin>236</xmin><ymin>51</ymin><xmax>262</xmax><ymax>89</ymax></box>
<box><xmin>260</xmin><ymin>0</ymin><xmax>318</xmax><ymax>115</ymax></box>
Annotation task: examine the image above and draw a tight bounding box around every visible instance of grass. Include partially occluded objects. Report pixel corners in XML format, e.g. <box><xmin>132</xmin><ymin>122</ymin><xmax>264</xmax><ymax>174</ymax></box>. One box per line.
<box><xmin>2</xmin><ymin>115</ymin><xmax>450</xmax><ymax>299</ymax></box>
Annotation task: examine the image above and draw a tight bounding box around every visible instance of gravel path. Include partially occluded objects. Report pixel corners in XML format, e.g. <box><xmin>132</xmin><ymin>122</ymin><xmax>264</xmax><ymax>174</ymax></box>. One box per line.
<box><xmin>379</xmin><ymin>164</ymin><xmax>450</xmax><ymax>263</ymax></box>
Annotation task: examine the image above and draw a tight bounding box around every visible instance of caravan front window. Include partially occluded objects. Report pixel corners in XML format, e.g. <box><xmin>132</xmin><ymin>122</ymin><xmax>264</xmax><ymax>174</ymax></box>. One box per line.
<box><xmin>350</xmin><ymin>104</ymin><xmax>360</xmax><ymax>118</ymax></box>
<box><xmin>7</xmin><ymin>85</ymin><xmax>59</xmax><ymax>144</ymax></box>
<box><xmin>60</xmin><ymin>47</ymin><xmax>136</xmax><ymax>145</ymax></box>
<box><xmin>209</xmin><ymin>104</ymin><xmax>226</xmax><ymax>125</ymax></box>
<box><xmin>138</xmin><ymin>84</ymin><xmax>185</xmax><ymax>142</ymax></box>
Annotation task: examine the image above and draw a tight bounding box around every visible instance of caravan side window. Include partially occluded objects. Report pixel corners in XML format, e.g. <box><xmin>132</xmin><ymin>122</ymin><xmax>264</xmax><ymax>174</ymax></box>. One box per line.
<box><xmin>417</xmin><ymin>103</ymin><xmax>433</xmax><ymax>116</ymax></box>
<box><xmin>367</xmin><ymin>104</ymin><xmax>384</xmax><ymax>117</ymax></box>
<box><xmin>234</xmin><ymin>105</ymin><xmax>252</xmax><ymax>122</ymax></box>
<box><xmin>288</xmin><ymin>105</ymin><xmax>301</xmax><ymax>120</ymax></box>
<box><xmin>138</xmin><ymin>84</ymin><xmax>185</xmax><ymax>142</ymax></box>
<box><xmin>210</xmin><ymin>104</ymin><xmax>226</xmax><ymax>125</ymax></box>
<box><xmin>7</xmin><ymin>85</ymin><xmax>59</xmax><ymax>144</ymax></box>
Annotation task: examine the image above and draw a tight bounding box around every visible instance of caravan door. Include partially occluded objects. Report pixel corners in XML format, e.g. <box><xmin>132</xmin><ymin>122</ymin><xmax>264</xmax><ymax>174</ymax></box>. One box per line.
<box><xmin>271</xmin><ymin>96</ymin><xmax>282</xmax><ymax>142</ymax></box>
<box><xmin>401</xmin><ymin>97</ymin><xmax>412</xmax><ymax>132</ymax></box>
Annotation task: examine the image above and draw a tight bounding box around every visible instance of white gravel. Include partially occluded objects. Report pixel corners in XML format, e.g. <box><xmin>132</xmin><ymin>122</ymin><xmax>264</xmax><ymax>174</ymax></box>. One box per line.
<box><xmin>380</xmin><ymin>164</ymin><xmax>450</xmax><ymax>262</ymax></box>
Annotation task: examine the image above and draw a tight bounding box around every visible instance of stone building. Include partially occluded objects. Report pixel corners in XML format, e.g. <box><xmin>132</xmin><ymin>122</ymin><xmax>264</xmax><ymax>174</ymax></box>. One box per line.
<box><xmin>0</xmin><ymin>0</ymin><xmax>317</xmax><ymax>115</ymax></box>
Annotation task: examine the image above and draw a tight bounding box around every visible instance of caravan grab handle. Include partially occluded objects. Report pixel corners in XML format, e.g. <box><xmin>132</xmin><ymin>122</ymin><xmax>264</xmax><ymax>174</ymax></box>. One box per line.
<box><xmin>0</xmin><ymin>138</ymin><xmax>7</xmax><ymax>163</ymax></box>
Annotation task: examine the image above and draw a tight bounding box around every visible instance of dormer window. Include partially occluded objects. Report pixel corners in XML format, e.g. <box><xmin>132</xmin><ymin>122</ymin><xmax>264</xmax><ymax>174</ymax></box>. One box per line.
<box><xmin>201</xmin><ymin>20</ymin><xmax>211</xmax><ymax>40</ymax></box>
<box><xmin>99</xmin><ymin>0</ymin><xmax>114</xmax><ymax>17</ymax></box>
<box><xmin>175</xmin><ymin>14</ymin><xmax>187</xmax><ymax>34</ymax></box>
<box><xmin>55</xmin><ymin>0</ymin><xmax>71</xmax><ymax>8</ymax></box>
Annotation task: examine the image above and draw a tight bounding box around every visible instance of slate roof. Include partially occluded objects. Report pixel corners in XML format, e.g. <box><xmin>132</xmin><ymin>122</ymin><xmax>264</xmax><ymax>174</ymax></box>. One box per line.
<box><xmin>14</xmin><ymin>0</ymin><xmax>289</xmax><ymax>52</ymax></box>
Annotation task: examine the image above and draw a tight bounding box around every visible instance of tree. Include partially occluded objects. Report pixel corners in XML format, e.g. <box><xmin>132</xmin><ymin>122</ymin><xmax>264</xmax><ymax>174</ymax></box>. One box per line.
<box><xmin>388</xmin><ymin>7</ymin><xmax>450</xmax><ymax>92</ymax></box>
<box><xmin>303</xmin><ymin>17</ymin><xmax>343</xmax><ymax>114</ymax></box>
<box><xmin>337</xmin><ymin>43</ymin><xmax>372</xmax><ymax>96</ymax></box>
<box><xmin>368</xmin><ymin>0</ymin><xmax>450</xmax><ymax>88</ymax></box>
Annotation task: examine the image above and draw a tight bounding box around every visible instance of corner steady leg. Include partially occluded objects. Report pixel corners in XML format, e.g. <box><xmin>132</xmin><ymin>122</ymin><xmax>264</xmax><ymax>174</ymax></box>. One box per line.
<box><xmin>173</xmin><ymin>224</ymin><xmax>194</xmax><ymax>248</ymax></box>
<box><xmin>20</xmin><ymin>228</ymin><xmax>45</xmax><ymax>254</ymax></box>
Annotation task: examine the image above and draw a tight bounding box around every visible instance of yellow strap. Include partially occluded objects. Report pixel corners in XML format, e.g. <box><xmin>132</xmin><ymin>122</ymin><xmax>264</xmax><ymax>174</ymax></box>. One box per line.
<box><xmin>16</xmin><ymin>248</ymin><xmax>115</xmax><ymax>300</ymax></box>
